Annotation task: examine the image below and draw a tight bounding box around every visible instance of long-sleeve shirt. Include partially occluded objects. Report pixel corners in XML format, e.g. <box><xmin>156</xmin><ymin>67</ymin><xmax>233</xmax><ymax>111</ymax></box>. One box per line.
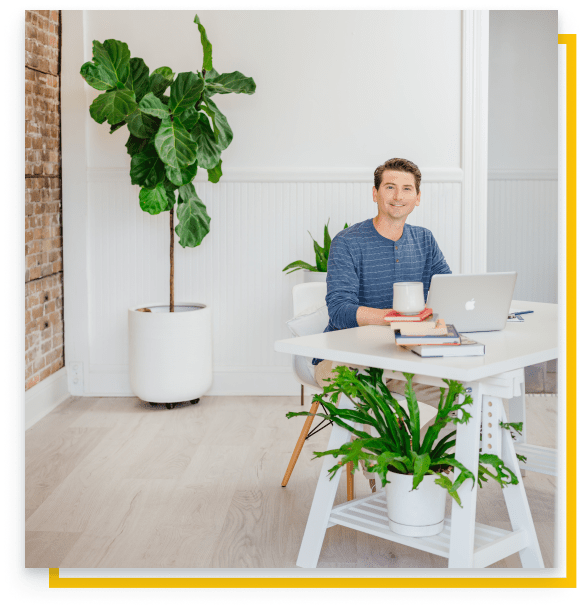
<box><xmin>313</xmin><ymin>218</ymin><xmax>451</xmax><ymax>365</ymax></box>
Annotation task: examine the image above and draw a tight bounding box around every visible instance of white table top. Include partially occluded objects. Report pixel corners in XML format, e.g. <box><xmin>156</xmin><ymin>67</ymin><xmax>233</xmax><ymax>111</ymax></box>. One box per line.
<box><xmin>275</xmin><ymin>300</ymin><xmax>558</xmax><ymax>383</ymax></box>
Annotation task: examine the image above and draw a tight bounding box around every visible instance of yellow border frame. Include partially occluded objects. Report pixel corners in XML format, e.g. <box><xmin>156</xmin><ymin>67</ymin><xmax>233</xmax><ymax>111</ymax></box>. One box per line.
<box><xmin>48</xmin><ymin>34</ymin><xmax>576</xmax><ymax>589</ymax></box>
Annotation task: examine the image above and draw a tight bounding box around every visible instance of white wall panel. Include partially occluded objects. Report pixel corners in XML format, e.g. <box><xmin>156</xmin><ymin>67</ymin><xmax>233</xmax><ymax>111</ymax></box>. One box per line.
<box><xmin>488</xmin><ymin>11</ymin><xmax>558</xmax><ymax>172</ymax></box>
<box><xmin>487</xmin><ymin>177</ymin><xmax>558</xmax><ymax>304</ymax></box>
<box><xmin>87</xmin><ymin>172</ymin><xmax>462</xmax><ymax>394</ymax></box>
<box><xmin>487</xmin><ymin>12</ymin><xmax>558</xmax><ymax>308</ymax></box>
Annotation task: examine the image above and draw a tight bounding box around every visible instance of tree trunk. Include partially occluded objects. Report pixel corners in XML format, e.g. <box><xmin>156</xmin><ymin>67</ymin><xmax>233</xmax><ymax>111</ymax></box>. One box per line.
<box><xmin>170</xmin><ymin>206</ymin><xmax>174</xmax><ymax>313</ymax></box>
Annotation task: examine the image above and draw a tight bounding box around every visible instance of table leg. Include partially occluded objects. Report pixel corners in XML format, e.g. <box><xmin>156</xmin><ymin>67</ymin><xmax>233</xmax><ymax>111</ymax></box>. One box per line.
<box><xmin>499</xmin><ymin>405</ymin><xmax>545</xmax><ymax>568</ymax></box>
<box><xmin>448</xmin><ymin>382</ymin><xmax>483</xmax><ymax>568</ymax></box>
<box><xmin>296</xmin><ymin>394</ymin><xmax>354</xmax><ymax>569</ymax></box>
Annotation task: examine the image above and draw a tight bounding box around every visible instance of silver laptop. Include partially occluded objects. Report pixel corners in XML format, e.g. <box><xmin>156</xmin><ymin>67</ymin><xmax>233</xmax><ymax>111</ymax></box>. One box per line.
<box><xmin>426</xmin><ymin>272</ymin><xmax>517</xmax><ymax>332</ymax></box>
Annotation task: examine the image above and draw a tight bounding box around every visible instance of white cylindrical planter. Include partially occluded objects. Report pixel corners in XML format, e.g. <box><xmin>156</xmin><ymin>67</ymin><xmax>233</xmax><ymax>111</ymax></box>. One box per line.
<box><xmin>383</xmin><ymin>470</ymin><xmax>447</xmax><ymax>537</ymax></box>
<box><xmin>128</xmin><ymin>303</ymin><xmax>212</xmax><ymax>403</ymax></box>
<box><xmin>303</xmin><ymin>270</ymin><xmax>327</xmax><ymax>283</ymax></box>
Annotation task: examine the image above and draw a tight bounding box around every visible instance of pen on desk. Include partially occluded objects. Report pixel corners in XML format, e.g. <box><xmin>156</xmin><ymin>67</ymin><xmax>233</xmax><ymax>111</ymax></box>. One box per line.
<box><xmin>511</xmin><ymin>310</ymin><xmax>534</xmax><ymax>316</ymax></box>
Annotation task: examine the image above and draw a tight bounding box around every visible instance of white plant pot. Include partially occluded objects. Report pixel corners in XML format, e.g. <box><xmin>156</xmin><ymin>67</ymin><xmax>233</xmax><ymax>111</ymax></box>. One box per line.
<box><xmin>128</xmin><ymin>303</ymin><xmax>212</xmax><ymax>403</ymax></box>
<box><xmin>381</xmin><ymin>470</ymin><xmax>448</xmax><ymax>537</ymax></box>
<box><xmin>303</xmin><ymin>270</ymin><xmax>327</xmax><ymax>283</ymax></box>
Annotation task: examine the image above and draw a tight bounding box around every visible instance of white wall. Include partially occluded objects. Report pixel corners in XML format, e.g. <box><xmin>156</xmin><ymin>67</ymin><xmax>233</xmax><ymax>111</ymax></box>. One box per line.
<box><xmin>487</xmin><ymin>11</ymin><xmax>558</xmax><ymax>303</ymax></box>
<box><xmin>488</xmin><ymin>11</ymin><xmax>558</xmax><ymax>172</ymax></box>
<box><xmin>84</xmin><ymin>10</ymin><xmax>462</xmax><ymax>172</ymax></box>
<box><xmin>62</xmin><ymin>10</ymin><xmax>487</xmax><ymax>396</ymax></box>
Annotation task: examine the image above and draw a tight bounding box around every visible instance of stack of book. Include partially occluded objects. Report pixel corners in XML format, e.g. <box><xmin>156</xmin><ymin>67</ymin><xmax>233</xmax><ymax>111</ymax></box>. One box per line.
<box><xmin>392</xmin><ymin>320</ymin><xmax>486</xmax><ymax>357</ymax></box>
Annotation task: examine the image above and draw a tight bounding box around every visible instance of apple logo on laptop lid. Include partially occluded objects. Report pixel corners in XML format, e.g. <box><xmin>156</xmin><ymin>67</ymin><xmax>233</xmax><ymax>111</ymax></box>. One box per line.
<box><xmin>465</xmin><ymin>298</ymin><xmax>476</xmax><ymax>311</ymax></box>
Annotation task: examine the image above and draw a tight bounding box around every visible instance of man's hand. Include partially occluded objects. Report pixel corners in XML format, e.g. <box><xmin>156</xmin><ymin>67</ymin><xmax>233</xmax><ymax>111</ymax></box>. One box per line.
<box><xmin>356</xmin><ymin>306</ymin><xmax>395</xmax><ymax>327</ymax></box>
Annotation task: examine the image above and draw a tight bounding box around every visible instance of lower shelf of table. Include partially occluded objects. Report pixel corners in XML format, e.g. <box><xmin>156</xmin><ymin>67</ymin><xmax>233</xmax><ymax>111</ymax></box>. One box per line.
<box><xmin>514</xmin><ymin>443</ymin><xmax>557</xmax><ymax>476</ymax></box>
<box><xmin>328</xmin><ymin>492</ymin><xmax>528</xmax><ymax>568</ymax></box>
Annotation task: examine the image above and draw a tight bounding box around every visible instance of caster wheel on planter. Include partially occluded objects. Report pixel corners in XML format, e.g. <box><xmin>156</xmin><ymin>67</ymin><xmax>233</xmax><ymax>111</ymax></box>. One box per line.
<box><xmin>190</xmin><ymin>398</ymin><xmax>200</xmax><ymax>405</ymax></box>
<box><xmin>165</xmin><ymin>403</ymin><xmax>176</xmax><ymax>410</ymax></box>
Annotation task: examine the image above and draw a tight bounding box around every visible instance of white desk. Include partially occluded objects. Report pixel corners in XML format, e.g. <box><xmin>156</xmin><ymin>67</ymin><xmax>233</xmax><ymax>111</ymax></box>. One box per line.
<box><xmin>274</xmin><ymin>300</ymin><xmax>558</xmax><ymax>568</ymax></box>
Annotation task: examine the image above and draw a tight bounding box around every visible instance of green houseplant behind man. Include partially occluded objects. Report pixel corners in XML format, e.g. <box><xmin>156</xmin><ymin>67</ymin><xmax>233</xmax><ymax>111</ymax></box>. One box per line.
<box><xmin>313</xmin><ymin>157</ymin><xmax>452</xmax><ymax>388</ymax></box>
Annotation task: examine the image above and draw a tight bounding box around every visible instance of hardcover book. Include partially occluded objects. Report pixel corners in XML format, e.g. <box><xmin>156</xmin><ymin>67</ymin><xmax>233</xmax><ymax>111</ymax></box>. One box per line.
<box><xmin>403</xmin><ymin>334</ymin><xmax>486</xmax><ymax>357</ymax></box>
<box><xmin>391</xmin><ymin>319</ymin><xmax>447</xmax><ymax>336</ymax></box>
<box><xmin>393</xmin><ymin>323</ymin><xmax>461</xmax><ymax>346</ymax></box>
<box><xmin>384</xmin><ymin>307</ymin><xmax>433</xmax><ymax>323</ymax></box>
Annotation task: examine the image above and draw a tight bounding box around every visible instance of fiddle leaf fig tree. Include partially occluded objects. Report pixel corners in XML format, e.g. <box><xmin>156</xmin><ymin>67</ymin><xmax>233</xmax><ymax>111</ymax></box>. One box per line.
<box><xmin>80</xmin><ymin>15</ymin><xmax>256</xmax><ymax>311</ymax></box>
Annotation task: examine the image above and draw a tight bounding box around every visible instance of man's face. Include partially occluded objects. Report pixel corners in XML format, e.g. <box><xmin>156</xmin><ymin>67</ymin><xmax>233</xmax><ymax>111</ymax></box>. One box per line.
<box><xmin>373</xmin><ymin>170</ymin><xmax>420</xmax><ymax>221</ymax></box>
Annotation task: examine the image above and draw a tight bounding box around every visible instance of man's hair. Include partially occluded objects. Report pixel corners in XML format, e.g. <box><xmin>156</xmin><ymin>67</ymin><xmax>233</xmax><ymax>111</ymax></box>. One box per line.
<box><xmin>374</xmin><ymin>158</ymin><xmax>422</xmax><ymax>193</ymax></box>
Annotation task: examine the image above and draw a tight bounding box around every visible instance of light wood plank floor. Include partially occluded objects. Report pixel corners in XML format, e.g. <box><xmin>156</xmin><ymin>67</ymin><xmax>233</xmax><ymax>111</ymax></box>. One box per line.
<box><xmin>25</xmin><ymin>393</ymin><xmax>557</xmax><ymax>568</ymax></box>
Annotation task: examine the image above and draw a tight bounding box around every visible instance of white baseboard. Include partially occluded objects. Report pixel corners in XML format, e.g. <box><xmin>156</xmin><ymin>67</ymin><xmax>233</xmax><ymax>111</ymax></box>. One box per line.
<box><xmin>208</xmin><ymin>370</ymin><xmax>304</xmax><ymax>396</ymax></box>
<box><xmin>82</xmin><ymin>367</ymin><xmax>310</xmax><ymax>397</ymax></box>
<box><xmin>25</xmin><ymin>367</ymin><xmax>70</xmax><ymax>430</ymax></box>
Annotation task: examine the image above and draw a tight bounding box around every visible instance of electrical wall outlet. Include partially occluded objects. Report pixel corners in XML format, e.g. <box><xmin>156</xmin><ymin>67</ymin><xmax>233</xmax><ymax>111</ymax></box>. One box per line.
<box><xmin>68</xmin><ymin>361</ymin><xmax>84</xmax><ymax>394</ymax></box>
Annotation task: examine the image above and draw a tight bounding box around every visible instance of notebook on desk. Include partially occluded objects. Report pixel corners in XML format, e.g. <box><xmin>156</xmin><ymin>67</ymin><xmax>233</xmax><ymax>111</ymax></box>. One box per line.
<box><xmin>425</xmin><ymin>272</ymin><xmax>517</xmax><ymax>332</ymax></box>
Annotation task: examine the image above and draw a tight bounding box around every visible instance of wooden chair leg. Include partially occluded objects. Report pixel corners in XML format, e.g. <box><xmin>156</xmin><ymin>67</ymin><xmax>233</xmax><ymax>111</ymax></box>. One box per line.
<box><xmin>282</xmin><ymin>399</ymin><xmax>319</xmax><ymax>487</ymax></box>
<box><xmin>346</xmin><ymin>461</ymin><xmax>354</xmax><ymax>501</ymax></box>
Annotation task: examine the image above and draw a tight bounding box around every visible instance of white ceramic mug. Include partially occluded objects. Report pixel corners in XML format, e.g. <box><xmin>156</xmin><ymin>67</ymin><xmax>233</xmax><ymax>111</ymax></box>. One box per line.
<box><xmin>392</xmin><ymin>282</ymin><xmax>425</xmax><ymax>315</ymax></box>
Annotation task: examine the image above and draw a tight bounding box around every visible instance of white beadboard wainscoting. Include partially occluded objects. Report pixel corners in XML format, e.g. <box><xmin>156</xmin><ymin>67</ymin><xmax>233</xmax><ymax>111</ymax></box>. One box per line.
<box><xmin>86</xmin><ymin>169</ymin><xmax>463</xmax><ymax>396</ymax></box>
<box><xmin>487</xmin><ymin>171</ymin><xmax>558</xmax><ymax>305</ymax></box>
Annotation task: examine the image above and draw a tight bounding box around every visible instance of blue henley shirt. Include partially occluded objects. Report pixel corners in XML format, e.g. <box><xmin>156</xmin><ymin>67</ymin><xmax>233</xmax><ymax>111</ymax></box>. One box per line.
<box><xmin>313</xmin><ymin>218</ymin><xmax>452</xmax><ymax>365</ymax></box>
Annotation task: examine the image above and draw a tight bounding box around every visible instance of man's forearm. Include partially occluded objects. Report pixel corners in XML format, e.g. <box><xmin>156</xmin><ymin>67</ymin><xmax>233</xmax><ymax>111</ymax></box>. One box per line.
<box><xmin>356</xmin><ymin>306</ymin><xmax>393</xmax><ymax>326</ymax></box>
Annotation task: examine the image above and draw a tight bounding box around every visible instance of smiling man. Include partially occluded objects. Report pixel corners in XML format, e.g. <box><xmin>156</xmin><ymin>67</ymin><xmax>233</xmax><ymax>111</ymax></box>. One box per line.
<box><xmin>313</xmin><ymin>157</ymin><xmax>452</xmax><ymax>385</ymax></box>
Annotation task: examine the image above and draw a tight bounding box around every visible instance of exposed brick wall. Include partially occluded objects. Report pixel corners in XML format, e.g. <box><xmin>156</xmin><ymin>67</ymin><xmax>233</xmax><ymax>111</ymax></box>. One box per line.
<box><xmin>25</xmin><ymin>10</ymin><xmax>64</xmax><ymax>391</ymax></box>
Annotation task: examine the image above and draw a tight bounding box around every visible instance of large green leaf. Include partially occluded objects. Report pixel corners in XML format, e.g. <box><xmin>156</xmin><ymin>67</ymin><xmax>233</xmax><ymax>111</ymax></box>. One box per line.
<box><xmin>180</xmin><ymin>106</ymin><xmax>201</xmax><ymax>131</ymax></box>
<box><xmin>207</xmin><ymin>159</ymin><xmax>222</xmax><ymax>183</ymax></box>
<box><xmin>164</xmin><ymin>180</ymin><xmax>177</xmax><ymax>210</ymax></box>
<box><xmin>130</xmin><ymin>143</ymin><xmax>166</xmax><ymax>188</ymax></box>
<box><xmin>411</xmin><ymin>452</ymin><xmax>431</xmax><ymax>490</ymax></box>
<box><xmin>149</xmin><ymin>67</ymin><xmax>175</xmax><ymax>97</ymax></box>
<box><xmin>80</xmin><ymin>39</ymin><xmax>131</xmax><ymax>90</ymax></box>
<box><xmin>125</xmin><ymin>57</ymin><xmax>150</xmax><ymax>102</ymax></box>
<box><xmin>154</xmin><ymin>116</ymin><xmax>198</xmax><ymax>168</ymax></box>
<box><xmin>139</xmin><ymin>183</ymin><xmax>169</xmax><ymax>215</ymax></box>
<box><xmin>125</xmin><ymin>133</ymin><xmax>148</xmax><ymax>157</ymax></box>
<box><xmin>126</xmin><ymin>107</ymin><xmax>160</xmax><ymax>138</ymax></box>
<box><xmin>80</xmin><ymin>61</ymin><xmax>113</xmax><ymax>91</ymax></box>
<box><xmin>169</xmin><ymin>72</ymin><xmax>204</xmax><ymax>116</ymax></box>
<box><xmin>403</xmin><ymin>373</ymin><xmax>421</xmax><ymax>452</ymax></box>
<box><xmin>194</xmin><ymin>15</ymin><xmax>213</xmax><ymax>72</ymax></box>
<box><xmin>202</xmin><ymin>94</ymin><xmax>233</xmax><ymax>151</ymax></box>
<box><xmin>205</xmin><ymin>71</ymin><xmax>256</xmax><ymax>96</ymax></box>
<box><xmin>175</xmin><ymin>183</ymin><xmax>211</xmax><ymax>248</ymax></box>
<box><xmin>89</xmin><ymin>88</ymin><xmax>137</xmax><ymax>125</ymax></box>
<box><xmin>323</xmin><ymin>221</ymin><xmax>331</xmax><ymax>257</ymax></box>
<box><xmin>139</xmin><ymin>92</ymin><xmax>170</xmax><ymax>119</ymax></box>
<box><xmin>166</xmin><ymin>161</ymin><xmax>198</xmax><ymax>187</ymax></box>
<box><xmin>281</xmin><ymin>260</ymin><xmax>318</xmax><ymax>274</ymax></box>
<box><xmin>429</xmin><ymin>471</ymin><xmax>462</xmax><ymax>507</ymax></box>
<box><xmin>309</xmin><ymin>232</ymin><xmax>327</xmax><ymax>272</ymax></box>
<box><xmin>190</xmin><ymin>113</ymin><xmax>221</xmax><ymax>169</ymax></box>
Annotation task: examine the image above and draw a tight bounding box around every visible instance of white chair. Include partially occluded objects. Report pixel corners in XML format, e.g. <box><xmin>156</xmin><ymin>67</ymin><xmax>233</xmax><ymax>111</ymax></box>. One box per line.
<box><xmin>289</xmin><ymin>282</ymin><xmax>327</xmax><ymax>405</ymax></box>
